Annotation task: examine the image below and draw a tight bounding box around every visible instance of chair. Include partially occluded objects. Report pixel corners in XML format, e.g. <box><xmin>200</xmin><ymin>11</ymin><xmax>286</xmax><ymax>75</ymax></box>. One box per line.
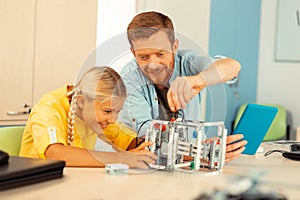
<box><xmin>0</xmin><ymin>126</ymin><xmax>25</xmax><ymax>156</ymax></box>
<box><xmin>233</xmin><ymin>103</ymin><xmax>289</xmax><ymax>141</ymax></box>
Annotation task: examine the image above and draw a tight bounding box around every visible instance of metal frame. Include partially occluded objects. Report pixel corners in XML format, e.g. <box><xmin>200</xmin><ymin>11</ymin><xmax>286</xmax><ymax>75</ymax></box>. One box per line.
<box><xmin>145</xmin><ymin>119</ymin><xmax>227</xmax><ymax>172</ymax></box>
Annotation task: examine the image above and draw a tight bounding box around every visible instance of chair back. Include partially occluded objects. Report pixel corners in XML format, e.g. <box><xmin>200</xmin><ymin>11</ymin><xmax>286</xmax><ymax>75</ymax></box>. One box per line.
<box><xmin>0</xmin><ymin>126</ymin><xmax>25</xmax><ymax>156</ymax></box>
<box><xmin>234</xmin><ymin>103</ymin><xmax>287</xmax><ymax>141</ymax></box>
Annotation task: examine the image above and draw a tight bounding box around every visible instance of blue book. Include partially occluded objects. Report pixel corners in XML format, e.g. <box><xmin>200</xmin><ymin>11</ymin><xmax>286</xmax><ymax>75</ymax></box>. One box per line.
<box><xmin>233</xmin><ymin>104</ymin><xmax>278</xmax><ymax>155</ymax></box>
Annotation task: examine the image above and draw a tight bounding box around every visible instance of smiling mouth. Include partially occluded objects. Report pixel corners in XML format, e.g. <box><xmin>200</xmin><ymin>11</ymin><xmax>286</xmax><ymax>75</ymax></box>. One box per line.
<box><xmin>99</xmin><ymin>123</ymin><xmax>108</xmax><ymax>129</ymax></box>
<box><xmin>149</xmin><ymin>72</ymin><xmax>162</xmax><ymax>76</ymax></box>
<box><xmin>147</xmin><ymin>68</ymin><xmax>163</xmax><ymax>75</ymax></box>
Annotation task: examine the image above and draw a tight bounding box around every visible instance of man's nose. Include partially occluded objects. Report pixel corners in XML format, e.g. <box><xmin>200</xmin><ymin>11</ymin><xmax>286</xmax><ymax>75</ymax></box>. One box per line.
<box><xmin>149</xmin><ymin>55</ymin><xmax>159</xmax><ymax>65</ymax></box>
<box><xmin>147</xmin><ymin>62</ymin><xmax>160</xmax><ymax>70</ymax></box>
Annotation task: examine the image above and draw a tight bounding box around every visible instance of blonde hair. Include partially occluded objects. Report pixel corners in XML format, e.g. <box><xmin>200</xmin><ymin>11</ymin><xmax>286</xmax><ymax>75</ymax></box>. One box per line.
<box><xmin>67</xmin><ymin>66</ymin><xmax>126</xmax><ymax>145</ymax></box>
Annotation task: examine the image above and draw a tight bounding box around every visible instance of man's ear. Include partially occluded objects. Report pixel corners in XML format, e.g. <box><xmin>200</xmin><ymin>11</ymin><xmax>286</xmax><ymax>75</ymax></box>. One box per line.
<box><xmin>172</xmin><ymin>39</ymin><xmax>179</xmax><ymax>53</ymax></box>
<box><xmin>76</xmin><ymin>94</ymin><xmax>84</xmax><ymax>109</ymax></box>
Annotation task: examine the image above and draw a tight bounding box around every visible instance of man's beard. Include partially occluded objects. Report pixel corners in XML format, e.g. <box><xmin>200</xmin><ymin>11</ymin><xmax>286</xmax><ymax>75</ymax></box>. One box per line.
<box><xmin>142</xmin><ymin>63</ymin><xmax>173</xmax><ymax>86</ymax></box>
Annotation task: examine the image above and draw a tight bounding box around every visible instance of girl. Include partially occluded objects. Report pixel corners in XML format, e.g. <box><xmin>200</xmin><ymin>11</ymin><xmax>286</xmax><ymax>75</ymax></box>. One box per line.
<box><xmin>20</xmin><ymin>66</ymin><xmax>156</xmax><ymax>169</ymax></box>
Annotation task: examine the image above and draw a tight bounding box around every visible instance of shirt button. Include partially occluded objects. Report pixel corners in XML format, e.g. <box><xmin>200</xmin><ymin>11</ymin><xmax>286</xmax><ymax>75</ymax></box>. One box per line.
<box><xmin>154</xmin><ymin>97</ymin><xmax>158</xmax><ymax>101</ymax></box>
<box><xmin>132</xmin><ymin>118</ymin><xmax>136</xmax><ymax>122</ymax></box>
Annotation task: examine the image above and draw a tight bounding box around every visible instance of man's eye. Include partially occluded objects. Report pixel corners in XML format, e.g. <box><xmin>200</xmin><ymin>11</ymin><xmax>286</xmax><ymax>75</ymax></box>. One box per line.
<box><xmin>158</xmin><ymin>53</ymin><xmax>164</xmax><ymax>57</ymax></box>
<box><xmin>139</xmin><ymin>55</ymin><xmax>149</xmax><ymax>60</ymax></box>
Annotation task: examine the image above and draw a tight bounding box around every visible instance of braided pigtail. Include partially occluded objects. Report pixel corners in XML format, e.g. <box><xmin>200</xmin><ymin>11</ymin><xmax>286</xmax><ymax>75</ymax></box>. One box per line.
<box><xmin>67</xmin><ymin>88</ymin><xmax>80</xmax><ymax>145</ymax></box>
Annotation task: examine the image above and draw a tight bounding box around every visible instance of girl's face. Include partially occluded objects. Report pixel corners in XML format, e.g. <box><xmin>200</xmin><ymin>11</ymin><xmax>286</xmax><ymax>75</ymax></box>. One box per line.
<box><xmin>79</xmin><ymin>96</ymin><xmax>125</xmax><ymax>133</ymax></box>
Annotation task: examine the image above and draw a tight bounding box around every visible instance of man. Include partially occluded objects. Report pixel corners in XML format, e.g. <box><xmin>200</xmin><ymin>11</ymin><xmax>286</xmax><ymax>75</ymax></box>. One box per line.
<box><xmin>118</xmin><ymin>11</ymin><xmax>246</xmax><ymax>162</ymax></box>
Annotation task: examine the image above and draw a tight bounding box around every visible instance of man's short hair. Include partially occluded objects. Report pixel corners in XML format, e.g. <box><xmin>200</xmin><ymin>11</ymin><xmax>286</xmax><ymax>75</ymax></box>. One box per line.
<box><xmin>127</xmin><ymin>11</ymin><xmax>175</xmax><ymax>47</ymax></box>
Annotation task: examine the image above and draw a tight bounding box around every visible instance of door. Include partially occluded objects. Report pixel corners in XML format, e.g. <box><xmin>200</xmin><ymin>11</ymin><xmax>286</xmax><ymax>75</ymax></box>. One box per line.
<box><xmin>0</xmin><ymin>0</ymin><xmax>97</xmax><ymax>126</ymax></box>
<box><xmin>0</xmin><ymin>0</ymin><xmax>35</xmax><ymax>125</ymax></box>
<box><xmin>207</xmin><ymin>0</ymin><xmax>262</xmax><ymax>134</ymax></box>
<box><xmin>33</xmin><ymin>0</ymin><xmax>97</xmax><ymax>103</ymax></box>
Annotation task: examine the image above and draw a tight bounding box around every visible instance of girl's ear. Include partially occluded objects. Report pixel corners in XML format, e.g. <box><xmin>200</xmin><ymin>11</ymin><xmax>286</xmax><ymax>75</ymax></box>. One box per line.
<box><xmin>76</xmin><ymin>94</ymin><xmax>84</xmax><ymax>109</ymax></box>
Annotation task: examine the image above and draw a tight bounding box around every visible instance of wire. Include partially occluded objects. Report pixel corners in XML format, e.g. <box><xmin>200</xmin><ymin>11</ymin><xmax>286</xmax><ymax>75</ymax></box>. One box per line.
<box><xmin>135</xmin><ymin>109</ymin><xmax>185</xmax><ymax>147</ymax></box>
<box><xmin>135</xmin><ymin>119</ymin><xmax>152</xmax><ymax>147</ymax></box>
<box><xmin>264</xmin><ymin>149</ymin><xmax>286</xmax><ymax>156</ymax></box>
<box><xmin>177</xmin><ymin>109</ymin><xmax>185</xmax><ymax>121</ymax></box>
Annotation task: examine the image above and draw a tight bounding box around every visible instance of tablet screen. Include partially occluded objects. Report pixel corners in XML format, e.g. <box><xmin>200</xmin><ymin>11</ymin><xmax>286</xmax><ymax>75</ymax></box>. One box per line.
<box><xmin>233</xmin><ymin>104</ymin><xmax>278</xmax><ymax>155</ymax></box>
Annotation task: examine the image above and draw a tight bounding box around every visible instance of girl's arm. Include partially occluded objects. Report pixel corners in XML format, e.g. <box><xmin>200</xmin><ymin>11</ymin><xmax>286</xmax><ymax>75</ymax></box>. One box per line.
<box><xmin>45</xmin><ymin>143</ymin><xmax>156</xmax><ymax>169</ymax></box>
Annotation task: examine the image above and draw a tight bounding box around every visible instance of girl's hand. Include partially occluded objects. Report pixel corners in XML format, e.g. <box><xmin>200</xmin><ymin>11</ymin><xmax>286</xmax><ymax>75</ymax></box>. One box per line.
<box><xmin>116</xmin><ymin>151</ymin><xmax>157</xmax><ymax>169</ymax></box>
<box><xmin>128</xmin><ymin>141</ymin><xmax>153</xmax><ymax>153</ymax></box>
<box><xmin>122</xmin><ymin>141</ymin><xmax>157</xmax><ymax>169</ymax></box>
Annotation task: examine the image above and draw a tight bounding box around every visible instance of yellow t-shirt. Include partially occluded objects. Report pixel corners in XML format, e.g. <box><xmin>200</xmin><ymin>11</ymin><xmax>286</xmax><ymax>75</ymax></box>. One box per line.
<box><xmin>19</xmin><ymin>85</ymin><xmax>137</xmax><ymax>159</ymax></box>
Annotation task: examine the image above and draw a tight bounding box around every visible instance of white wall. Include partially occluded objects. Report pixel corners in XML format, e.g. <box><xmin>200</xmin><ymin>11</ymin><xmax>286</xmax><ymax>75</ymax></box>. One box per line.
<box><xmin>136</xmin><ymin>0</ymin><xmax>210</xmax><ymax>50</ymax></box>
<box><xmin>258</xmin><ymin>0</ymin><xmax>300</xmax><ymax>137</ymax></box>
<box><xmin>96</xmin><ymin>0</ymin><xmax>135</xmax><ymax>73</ymax></box>
<box><xmin>97</xmin><ymin>0</ymin><xmax>135</xmax><ymax>46</ymax></box>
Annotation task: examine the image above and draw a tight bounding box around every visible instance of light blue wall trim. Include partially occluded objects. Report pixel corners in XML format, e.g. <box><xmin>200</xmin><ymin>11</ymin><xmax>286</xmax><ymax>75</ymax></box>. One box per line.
<box><xmin>207</xmin><ymin>0</ymin><xmax>261</xmax><ymax>134</ymax></box>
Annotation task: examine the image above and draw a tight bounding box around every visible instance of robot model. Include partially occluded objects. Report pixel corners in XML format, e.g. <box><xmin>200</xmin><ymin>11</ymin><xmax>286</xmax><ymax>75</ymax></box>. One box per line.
<box><xmin>145</xmin><ymin>119</ymin><xmax>227</xmax><ymax>172</ymax></box>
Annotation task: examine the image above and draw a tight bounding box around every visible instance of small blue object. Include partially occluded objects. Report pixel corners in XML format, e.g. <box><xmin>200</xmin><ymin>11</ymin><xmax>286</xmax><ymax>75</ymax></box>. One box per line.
<box><xmin>105</xmin><ymin>163</ymin><xmax>129</xmax><ymax>175</ymax></box>
<box><xmin>193</xmin><ymin>130</ymin><xmax>197</xmax><ymax>138</ymax></box>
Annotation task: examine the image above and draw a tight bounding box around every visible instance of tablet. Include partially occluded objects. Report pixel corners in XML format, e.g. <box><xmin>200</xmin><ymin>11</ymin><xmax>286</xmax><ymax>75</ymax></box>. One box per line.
<box><xmin>232</xmin><ymin>104</ymin><xmax>278</xmax><ymax>155</ymax></box>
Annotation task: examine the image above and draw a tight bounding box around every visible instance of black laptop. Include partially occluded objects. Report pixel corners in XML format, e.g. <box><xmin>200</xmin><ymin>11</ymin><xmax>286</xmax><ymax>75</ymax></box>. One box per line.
<box><xmin>0</xmin><ymin>152</ymin><xmax>65</xmax><ymax>191</ymax></box>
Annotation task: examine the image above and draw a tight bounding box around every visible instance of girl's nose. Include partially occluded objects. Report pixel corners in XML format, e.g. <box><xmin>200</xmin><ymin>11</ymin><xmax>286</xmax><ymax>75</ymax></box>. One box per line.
<box><xmin>107</xmin><ymin>113</ymin><xmax>118</xmax><ymax>124</ymax></box>
<box><xmin>107</xmin><ymin>118</ymin><xmax>115</xmax><ymax>124</ymax></box>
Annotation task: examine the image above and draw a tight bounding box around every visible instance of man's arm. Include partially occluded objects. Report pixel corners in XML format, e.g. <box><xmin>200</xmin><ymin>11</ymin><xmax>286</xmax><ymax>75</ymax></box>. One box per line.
<box><xmin>200</xmin><ymin>58</ymin><xmax>241</xmax><ymax>86</ymax></box>
<box><xmin>167</xmin><ymin>57</ymin><xmax>241</xmax><ymax>112</ymax></box>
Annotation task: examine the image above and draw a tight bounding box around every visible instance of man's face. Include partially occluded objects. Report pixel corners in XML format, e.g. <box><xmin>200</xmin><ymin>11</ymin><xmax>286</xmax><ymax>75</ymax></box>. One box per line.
<box><xmin>131</xmin><ymin>31</ymin><xmax>178</xmax><ymax>86</ymax></box>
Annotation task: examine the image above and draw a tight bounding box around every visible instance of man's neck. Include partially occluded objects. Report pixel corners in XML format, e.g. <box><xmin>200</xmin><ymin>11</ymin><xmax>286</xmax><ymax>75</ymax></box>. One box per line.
<box><xmin>155</xmin><ymin>84</ymin><xmax>167</xmax><ymax>90</ymax></box>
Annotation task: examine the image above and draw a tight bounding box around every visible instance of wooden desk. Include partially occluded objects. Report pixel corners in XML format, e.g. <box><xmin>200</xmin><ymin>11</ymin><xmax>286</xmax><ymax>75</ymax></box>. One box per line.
<box><xmin>1</xmin><ymin>143</ymin><xmax>300</xmax><ymax>200</ymax></box>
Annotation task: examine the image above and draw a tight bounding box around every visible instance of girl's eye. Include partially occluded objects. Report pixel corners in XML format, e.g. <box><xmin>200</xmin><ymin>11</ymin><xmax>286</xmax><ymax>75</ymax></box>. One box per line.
<box><xmin>103</xmin><ymin>110</ymin><xmax>112</xmax><ymax>114</ymax></box>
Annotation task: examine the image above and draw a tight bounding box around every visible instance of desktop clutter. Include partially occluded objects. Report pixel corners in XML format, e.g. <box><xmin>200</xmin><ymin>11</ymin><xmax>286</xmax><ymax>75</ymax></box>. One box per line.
<box><xmin>194</xmin><ymin>142</ymin><xmax>300</xmax><ymax>200</ymax></box>
<box><xmin>0</xmin><ymin>149</ymin><xmax>65</xmax><ymax>191</ymax></box>
<box><xmin>0</xmin><ymin>149</ymin><xmax>9</xmax><ymax>165</ymax></box>
<box><xmin>265</xmin><ymin>143</ymin><xmax>300</xmax><ymax>161</ymax></box>
<box><xmin>195</xmin><ymin>171</ymin><xmax>288</xmax><ymax>200</ymax></box>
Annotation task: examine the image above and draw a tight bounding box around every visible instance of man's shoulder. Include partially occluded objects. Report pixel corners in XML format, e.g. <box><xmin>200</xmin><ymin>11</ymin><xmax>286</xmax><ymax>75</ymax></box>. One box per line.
<box><xmin>176</xmin><ymin>49</ymin><xmax>199</xmax><ymax>58</ymax></box>
<box><xmin>120</xmin><ymin>59</ymin><xmax>138</xmax><ymax>76</ymax></box>
<box><xmin>174</xmin><ymin>49</ymin><xmax>212</xmax><ymax>74</ymax></box>
<box><xmin>120</xmin><ymin>59</ymin><xmax>149</xmax><ymax>85</ymax></box>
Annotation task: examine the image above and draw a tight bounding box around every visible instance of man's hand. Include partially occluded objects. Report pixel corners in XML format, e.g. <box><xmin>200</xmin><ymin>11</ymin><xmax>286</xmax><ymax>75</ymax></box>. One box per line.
<box><xmin>167</xmin><ymin>75</ymin><xmax>206</xmax><ymax>112</ymax></box>
<box><xmin>203</xmin><ymin>134</ymin><xmax>247</xmax><ymax>163</ymax></box>
<box><xmin>225</xmin><ymin>134</ymin><xmax>247</xmax><ymax>162</ymax></box>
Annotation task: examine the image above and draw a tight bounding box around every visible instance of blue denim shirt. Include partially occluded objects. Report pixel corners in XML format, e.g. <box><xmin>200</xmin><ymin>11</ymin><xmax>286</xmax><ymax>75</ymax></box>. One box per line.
<box><xmin>118</xmin><ymin>50</ymin><xmax>212</xmax><ymax>136</ymax></box>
